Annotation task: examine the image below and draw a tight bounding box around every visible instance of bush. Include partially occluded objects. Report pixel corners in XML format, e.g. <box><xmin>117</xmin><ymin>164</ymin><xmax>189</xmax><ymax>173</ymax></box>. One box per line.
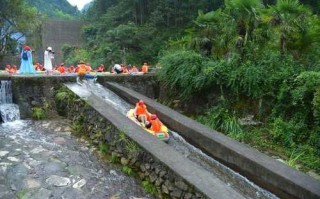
<box><xmin>158</xmin><ymin>50</ymin><xmax>209</xmax><ymax>100</ymax></box>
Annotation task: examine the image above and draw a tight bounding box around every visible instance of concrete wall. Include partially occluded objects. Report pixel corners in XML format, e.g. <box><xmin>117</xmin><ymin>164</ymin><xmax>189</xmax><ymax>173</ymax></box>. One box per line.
<box><xmin>40</xmin><ymin>20</ymin><xmax>84</xmax><ymax>65</ymax></box>
<box><xmin>105</xmin><ymin>82</ymin><xmax>320</xmax><ymax>199</ymax></box>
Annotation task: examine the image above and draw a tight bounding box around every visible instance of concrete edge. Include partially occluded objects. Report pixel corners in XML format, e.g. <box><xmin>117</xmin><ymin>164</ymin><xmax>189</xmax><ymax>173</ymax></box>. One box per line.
<box><xmin>105</xmin><ymin>82</ymin><xmax>320</xmax><ymax>199</ymax></box>
<box><xmin>65</xmin><ymin>83</ymin><xmax>246</xmax><ymax>199</ymax></box>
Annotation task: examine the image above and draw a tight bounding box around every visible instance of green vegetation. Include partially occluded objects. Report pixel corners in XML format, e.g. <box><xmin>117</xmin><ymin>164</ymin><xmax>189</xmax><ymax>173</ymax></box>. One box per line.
<box><xmin>0</xmin><ymin>0</ymin><xmax>39</xmax><ymax>58</ymax></box>
<box><xmin>110</xmin><ymin>153</ymin><xmax>119</xmax><ymax>163</ymax></box>
<box><xmin>98</xmin><ymin>143</ymin><xmax>109</xmax><ymax>154</ymax></box>
<box><xmin>122</xmin><ymin>165</ymin><xmax>135</xmax><ymax>176</ymax></box>
<box><xmin>62</xmin><ymin>0</ymin><xmax>320</xmax><ymax>174</ymax></box>
<box><xmin>142</xmin><ymin>180</ymin><xmax>159</xmax><ymax>196</ymax></box>
<box><xmin>31</xmin><ymin>107</ymin><xmax>47</xmax><ymax>120</ymax></box>
<box><xmin>17</xmin><ymin>188</ymin><xmax>28</xmax><ymax>199</ymax></box>
<box><xmin>25</xmin><ymin>0</ymin><xmax>80</xmax><ymax>19</ymax></box>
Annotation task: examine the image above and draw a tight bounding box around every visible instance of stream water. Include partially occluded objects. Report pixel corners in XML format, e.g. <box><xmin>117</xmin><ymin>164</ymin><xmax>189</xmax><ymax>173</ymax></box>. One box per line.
<box><xmin>77</xmin><ymin>81</ymin><xmax>279</xmax><ymax>199</ymax></box>
<box><xmin>0</xmin><ymin>80</ymin><xmax>20</xmax><ymax>122</ymax></box>
<box><xmin>0</xmin><ymin>80</ymin><xmax>152</xmax><ymax>199</ymax></box>
<box><xmin>0</xmin><ymin>119</ymin><xmax>153</xmax><ymax>199</ymax></box>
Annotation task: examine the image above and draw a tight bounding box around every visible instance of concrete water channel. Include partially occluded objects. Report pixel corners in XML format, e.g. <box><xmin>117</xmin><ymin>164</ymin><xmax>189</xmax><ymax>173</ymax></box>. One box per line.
<box><xmin>67</xmin><ymin>81</ymin><xmax>278</xmax><ymax>199</ymax></box>
<box><xmin>0</xmin><ymin>76</ymin><xmax>319</xmax><ymax>199</ymax></box>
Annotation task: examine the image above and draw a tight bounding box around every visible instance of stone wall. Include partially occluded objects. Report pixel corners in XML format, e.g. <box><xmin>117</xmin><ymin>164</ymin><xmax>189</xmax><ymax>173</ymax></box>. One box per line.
<box><xmin>55</xmin><ymin>86</ymin><xmax>206</xmax><ymax>199</ymax></box>
<box><xmin>11</xmin><ymin>76</ymin><xmax>76</xmax><ymax>118</ymax></box>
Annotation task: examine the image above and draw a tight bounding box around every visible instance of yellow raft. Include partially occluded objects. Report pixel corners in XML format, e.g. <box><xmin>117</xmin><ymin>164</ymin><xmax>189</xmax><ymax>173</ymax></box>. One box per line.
<box><xmin>126</xmin><ymin>109</ymin><xmax>169</xmax><ymax>142</ymax></box>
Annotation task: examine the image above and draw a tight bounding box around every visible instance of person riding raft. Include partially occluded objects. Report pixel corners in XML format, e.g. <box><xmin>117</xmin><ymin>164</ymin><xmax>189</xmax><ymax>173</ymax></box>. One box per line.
<box><xmin>134</xmin><ymin>100</ymin><xmax>151</xmax><ymax>127</ymax></box>
<box><xmin>76</xmin><ymin>61</ymin><xmax>88</xmax><ymax>82</ymax></box>
<box><xmin>149</xmin><ymin>114</ymin><xmax>163</xmax><ymax>133</ymax></box>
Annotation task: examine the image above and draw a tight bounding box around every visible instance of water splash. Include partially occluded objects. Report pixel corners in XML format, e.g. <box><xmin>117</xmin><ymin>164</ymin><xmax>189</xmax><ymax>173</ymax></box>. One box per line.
<box><xmin>0</xmin><ymin>104</ymin><xmax>20</xmax><ymax>122</ymax></box>
<box><xmin>0</xmin><ymin>80</ymin><xmax>20</xmax><ymax>122</ymax></box>
<box><xmin>79</xmin><ymin>81</ymin><xmax>132</xmax><ymax>115</ymax></box>
<box><xmin>0</xmin><ymin>80</ymin><xmax>13</xmax><ymax>104</ymax></box>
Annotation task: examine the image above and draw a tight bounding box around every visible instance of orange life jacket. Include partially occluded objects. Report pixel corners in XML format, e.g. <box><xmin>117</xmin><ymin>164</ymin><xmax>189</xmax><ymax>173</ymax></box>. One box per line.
<box><xmin>58</xmin><ymin>66</ymin><xmax>65</xmax><ymax>73</ymax></box>
<box><xmin>135</xmin><ymin>103</ymin><xmax>147</xmax><ymax>115</ymax></box>
<box><xmin>151</xmin><ymin>118</ymin><xmax>162</xmax><ymax>132</ymax></box>
<box><xmin>141</xmin><ymin>65</ymin><xmax>148</xmax><ymax>73</ymax></box>
<box><xmin>77</xmin><ymin>64</ymin><xmax>87</xmax><ymax>75</ymax></box>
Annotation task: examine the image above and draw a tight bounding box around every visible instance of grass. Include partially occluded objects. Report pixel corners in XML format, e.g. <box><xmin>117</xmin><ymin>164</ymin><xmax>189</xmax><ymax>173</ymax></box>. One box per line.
<box><xmin>142</xmin><ymin>180</ymin><xmax>158</xmax><ymax>196</ymax></box>
<box><xmin>31</xmin><ymin>107</ymin><xmax>47</xmax><ymax>120</ymax></box>
<box><xmin>99</xmin><ymin>143</ymin><xmax>109</xmax><ymax>154</ymax></box>
<box><xmin>17</xmin><ymin>189</ymin><xmax>28</xmax><ymax>199</ymax></box>
<box><xmin>122</xmin><ymin>165</ymin><xmax>135</xmax><ymax>176</ymax></box>
<box><xmin>196</xmin><ymin>108</ymin><xmax>320</xmax><ymax>174</ymax></box>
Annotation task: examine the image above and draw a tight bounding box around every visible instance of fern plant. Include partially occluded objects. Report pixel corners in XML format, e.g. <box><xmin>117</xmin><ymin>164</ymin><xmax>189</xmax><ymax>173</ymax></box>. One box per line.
<box><xmin>32</xmin><ymin>107</ymin><xmax>46</xmax><ymax>120</ymax></box>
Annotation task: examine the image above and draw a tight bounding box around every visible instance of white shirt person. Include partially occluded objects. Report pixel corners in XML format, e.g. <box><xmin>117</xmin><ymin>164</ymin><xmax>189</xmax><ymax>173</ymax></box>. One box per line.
<box><xmin>44</xmin><ymin>46</ymin><xmax>54</xmax><ymax>72</ymax></box>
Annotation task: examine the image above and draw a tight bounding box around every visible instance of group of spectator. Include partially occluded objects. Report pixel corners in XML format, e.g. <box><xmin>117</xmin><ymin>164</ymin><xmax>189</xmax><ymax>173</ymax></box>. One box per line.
<box><xmin>2</xmin><ymin>60</ymin><xmax>149</xmax><ymax>75</ymax></box>
<box><xmin>111</xmin><ymin>62</ymin><xmax>148</xmax><ymax>74</ymax></box>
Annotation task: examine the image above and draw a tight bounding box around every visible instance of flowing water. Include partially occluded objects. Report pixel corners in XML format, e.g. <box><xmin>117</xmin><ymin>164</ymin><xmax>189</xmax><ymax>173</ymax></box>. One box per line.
<box><xmin>0</xmin><ymin>80</ymin><xmax>152</xmax><ymax>199</ymax></box>
<box><xmin>0</xmin><ymin>80</ymin><xmax>20</xmax><ymax>122</ymax></box>
<box><xmin>0</xmin><ymin>120</ymin><xmax>153</xmax><ymax>199</ymax></box>
<box><xmin>76</xmin><ymin>81</ymin><xmax>279</xmax><ymax>199</ymax></box>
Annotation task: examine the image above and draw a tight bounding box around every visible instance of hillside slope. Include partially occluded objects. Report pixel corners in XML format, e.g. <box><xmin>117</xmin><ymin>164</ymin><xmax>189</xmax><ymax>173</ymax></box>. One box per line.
<box><xmin>26</xmin><ymin>0</ymin><xmax>80</xmax><ymax>19</ymax></box>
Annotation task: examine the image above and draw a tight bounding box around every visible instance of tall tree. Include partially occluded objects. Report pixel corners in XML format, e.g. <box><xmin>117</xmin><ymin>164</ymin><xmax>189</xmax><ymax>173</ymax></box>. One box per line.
<box><xmin>0</xmin><ymin>0</ymin><xmax>38</xmax><ymax>58</ymax></box>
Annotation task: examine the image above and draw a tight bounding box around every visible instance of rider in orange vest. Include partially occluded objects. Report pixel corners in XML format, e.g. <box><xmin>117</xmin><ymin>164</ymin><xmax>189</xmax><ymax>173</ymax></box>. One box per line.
<box><xmin>150</xmin><ymin>114</ymin><xmax>162</xmax><ymax>133</ymax></box>
<box><xmin>134</xmin><ymin>100</ymin><xmax>150</xmax><ymax>126</ymax></box>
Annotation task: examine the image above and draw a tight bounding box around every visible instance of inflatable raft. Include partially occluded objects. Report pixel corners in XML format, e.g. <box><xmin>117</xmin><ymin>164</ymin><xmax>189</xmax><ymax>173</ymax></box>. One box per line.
<box><xmin>126</xmin><ymin>109</ymin><xmax>169</xmax><ymax>142</ymax></box>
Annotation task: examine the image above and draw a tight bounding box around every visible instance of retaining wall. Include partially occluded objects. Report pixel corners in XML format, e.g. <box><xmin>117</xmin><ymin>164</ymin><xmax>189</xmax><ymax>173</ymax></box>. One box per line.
<box><xmin>105</xmin><ymin>82</ymin><xmax>320</xmax><ymax>199</ymax></box>
<box><xmin>10</xmin><ymin>75</ymin><xmax>76</xmax><ymax>118</ymax></box>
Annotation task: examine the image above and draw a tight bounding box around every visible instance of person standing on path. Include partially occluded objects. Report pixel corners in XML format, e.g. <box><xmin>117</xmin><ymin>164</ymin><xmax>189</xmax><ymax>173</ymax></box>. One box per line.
<box><xmin>19</xmin><ymin>45</ymin><xmax>36</xmax><ymax>74</ymax></box>
<box><xmin>44</xmin><ymin>46</ymin><xmax>54</xmax><ymax>73</ymax></box>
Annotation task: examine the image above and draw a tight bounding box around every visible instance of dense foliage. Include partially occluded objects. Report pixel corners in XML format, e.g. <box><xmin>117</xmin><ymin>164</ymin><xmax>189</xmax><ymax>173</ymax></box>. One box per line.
<box><xmin>0</xmin><ymin>0</ymin><xmax>39</xmax><ymax>57</ymax></box>
<box><xmin>59</xmin><ymin>0</ymin><xmax>320</xmax><ymax>172</ymax></box>
<box><xmin>25</xmin><ymin>0</ymin><xmax>80</xmax><ymax>19</ymax></box>
<box><xmin>0</xmin><ymin>0</ymin><xmax>80</xmax><ymax>60</ymax></box>
<box><xmin>157</xmin><ymin>0</ymin><xmax>320</xmax><ymax>171</ymax></box>
<box><xmin>72</xmin><ymin>0</ymin><xmax>224</xmax><ymax>68</ymax></box>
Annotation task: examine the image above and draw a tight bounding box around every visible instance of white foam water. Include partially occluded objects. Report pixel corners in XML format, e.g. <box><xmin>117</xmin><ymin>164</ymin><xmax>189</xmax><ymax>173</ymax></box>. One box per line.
<box><xmin>0</xmin><ymin>80</ymin><xmax>20</xmax><ymax>122</ymax></box>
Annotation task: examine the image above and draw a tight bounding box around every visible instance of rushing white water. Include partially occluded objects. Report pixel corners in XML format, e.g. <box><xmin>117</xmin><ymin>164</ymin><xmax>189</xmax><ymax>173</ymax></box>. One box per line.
<box><xmin>0</xmin><ymin>80</ymin><xmax>13</xmax><ymax>104</ymax></box>
<box><xmin>0</xmin><ymin>104</ymin><xmax>20</xmax><ymax>123</ymax></box>
<box><xmin>0</xmin><ymin>80</ymin><xmax>20</xmax><ymax>122</ymax></box>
